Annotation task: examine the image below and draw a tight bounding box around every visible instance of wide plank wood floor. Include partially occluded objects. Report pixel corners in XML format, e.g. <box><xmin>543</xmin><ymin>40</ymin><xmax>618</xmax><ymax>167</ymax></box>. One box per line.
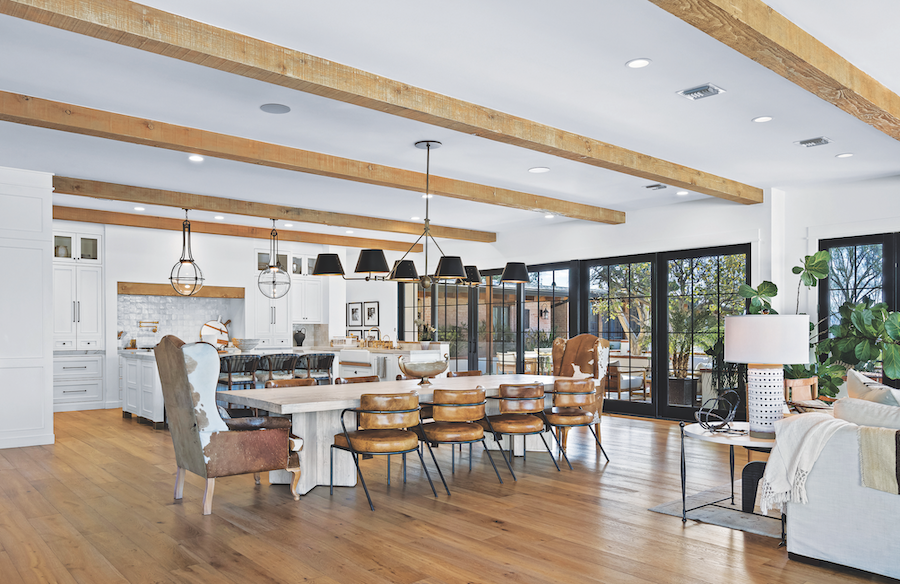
<box><xmin>0</xmin><ymin>409</ymin><xmax>889</xmax><ymax>584</ymax></box>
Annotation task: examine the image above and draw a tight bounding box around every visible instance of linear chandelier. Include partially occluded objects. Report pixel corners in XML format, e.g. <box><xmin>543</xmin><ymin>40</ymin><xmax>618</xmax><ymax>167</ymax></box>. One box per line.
<box><xmin>312</xmin><ymin>140</ymin><xmax>481</xmax><ymax>288</ymax></box>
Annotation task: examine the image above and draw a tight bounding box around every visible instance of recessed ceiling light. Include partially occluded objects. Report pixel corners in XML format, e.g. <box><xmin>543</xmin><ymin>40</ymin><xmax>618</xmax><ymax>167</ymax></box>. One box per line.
<box><xmin>422</xmin><ymin>194</ymin><xmax>434</xmax><ymax>199</ymax></box>
<box><xmin>134</xmin><ymin>206</ymin><xmax>145</xmax><ymax>211</ymax></box>
<box><xmin>214</xmin><ymin>215</ymin><xmax>224</xmax><ymax>220</ymax></box>
<box><xmin>545</xmin><ymin>214</ymin><xmax>554</xmax><ymax>219</ymax></box>
<box><xmin>676</xmin><ymin>191</ymin><xmax>689</xmax><ymax>196</ymax></box>
<box><xmin>626</xmin><ymin>58</ymin><xmax>651</xmax><ymax>69</ymax></box>
<box><xmin>529</xmin><ymin>167</ymin><xmax>551</xmax><ymax>174</ymax></box>
<box><xmin>411</xmin><ymin>216</ymin><xmax>420</xmax><ymax>221</ymax></box>
<box><xmin>346</xmin><ymin>230</ymin><xmax>354</xmax><ymax>234</ymax></box>
<box><xmin>835</xmin><ymin>152</ymin><xmax>854</xmax><ymax>158</ymax></box>
<box><xmin>752</xmin><ymin>116</ymin><xmax>773</xmax><ymax>123</ymax></box>
<box><xmin>188</xmin><ymin>154</ymin><xmax>204</xmax><ymax>162</ymax></box>
<box><xmin>284</xmin><ymin>223</ymin><xmax>293</xmax><ymax>227</ymax></box>
<box><xmin>260</xmin><ymin>103</ymin><xmax>291</xmax><ymax>114</ymax></box>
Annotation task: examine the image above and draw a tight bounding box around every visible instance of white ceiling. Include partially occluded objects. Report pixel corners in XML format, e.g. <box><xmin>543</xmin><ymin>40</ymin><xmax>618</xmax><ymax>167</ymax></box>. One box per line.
<box><xmin>1</xmin><ymin>0</ymin><xmax>898</xmax><ymax>245</ymax></box>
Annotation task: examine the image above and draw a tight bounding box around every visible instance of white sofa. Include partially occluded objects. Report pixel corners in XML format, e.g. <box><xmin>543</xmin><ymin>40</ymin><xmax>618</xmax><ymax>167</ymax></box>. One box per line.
<box><xmin>785</xmin><ymin>370</ymin><xmax>900</xmax><ymax>579</ymax></box>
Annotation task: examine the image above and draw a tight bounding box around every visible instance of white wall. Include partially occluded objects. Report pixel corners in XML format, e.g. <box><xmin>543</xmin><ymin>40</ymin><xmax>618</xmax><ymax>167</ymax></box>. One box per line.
<box><xmin>0</xmin><ymin>167</ymin><xmax>54</xmax><ymax>448</ymax></box>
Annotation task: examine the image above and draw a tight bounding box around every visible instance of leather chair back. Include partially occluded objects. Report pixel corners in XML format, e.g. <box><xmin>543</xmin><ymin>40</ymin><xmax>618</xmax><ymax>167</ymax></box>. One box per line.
<box><xmin>448</xmin><ymin>370</ymin><xmax>483</xmax><ymax>378</ymax></box>
<box><xmin>265</xmin><ymin>377</ymin><xmax>317</xmax><ymax>388</ymax></box>
<box><xmin>358</xmin><ymin>393</ymin><xmax>419</xmax><ymax>429</ymax></box>
<box><xmin>551</xmin><ymin>334</ymin><xmax>608</xmax><ymax>378</ymax></box>
<box><xmin>553</xmin><ymin>378</ymin><xmax>596</xmax><ymax>408</ymax></box>
<box><xmin>335</xmin><ymin>375</ymin><xmax>381</xmax><ymax>384</ymax></box>
<box><xmin>432</xmin><ymin>389</ymin><xmax>486</xmax><ymax>422</ymax></box>
<box><xmin>498</xmin><ymin>383</ymin><xmax>544</xmax><ymax>414</ymax></box>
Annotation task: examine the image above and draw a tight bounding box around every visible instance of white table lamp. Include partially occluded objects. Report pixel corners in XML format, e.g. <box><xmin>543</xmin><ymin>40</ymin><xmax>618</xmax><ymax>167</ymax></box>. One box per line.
<box><xmin>724</xmin><ymin>314</ymin><xmax>809</xmax><ymax>438</ymax></box>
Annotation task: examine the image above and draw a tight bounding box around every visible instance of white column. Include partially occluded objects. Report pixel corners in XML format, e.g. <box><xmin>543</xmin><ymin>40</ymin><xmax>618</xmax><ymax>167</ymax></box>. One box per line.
<box><xmin>0</xmin><ymin>166</ymin><xmax>54</xmax><ymax>448</ymax></box>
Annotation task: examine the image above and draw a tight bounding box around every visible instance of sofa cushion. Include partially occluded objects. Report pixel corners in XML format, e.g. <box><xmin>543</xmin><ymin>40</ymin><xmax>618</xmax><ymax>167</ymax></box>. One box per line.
<box><xmin>846</xmin><ymin>369</ymin><xmax>900</xmax><ymax>406</ymax></box>
<box><xmin>834</xmin><ymin>397</ymin><xmax>900</xmax><ymax>430</ymax></box>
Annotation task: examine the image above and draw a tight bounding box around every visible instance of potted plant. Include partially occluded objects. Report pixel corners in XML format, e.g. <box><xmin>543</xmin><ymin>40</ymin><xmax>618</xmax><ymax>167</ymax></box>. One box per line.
<box><xmin>736</xmin><ymin>251</ymin><xmax>843</xmax><ymax>398</ymax></box>
<box><xmin>821</xmin><ymin>299</ymin><xmax>900</xmax><ymax>382</ymax></box>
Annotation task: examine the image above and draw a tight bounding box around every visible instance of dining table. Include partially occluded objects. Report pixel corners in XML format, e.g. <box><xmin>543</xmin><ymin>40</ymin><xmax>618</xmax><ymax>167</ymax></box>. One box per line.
<box><xmin>217</xmin><ymin>374</ymin><xmax>589</xmax><ymax>496</ymax></box>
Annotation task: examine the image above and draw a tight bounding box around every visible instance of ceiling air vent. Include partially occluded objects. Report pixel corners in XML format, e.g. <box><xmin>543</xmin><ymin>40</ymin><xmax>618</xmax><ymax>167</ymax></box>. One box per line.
<box><xmin>645</xmin><ymin>183</ymin><xmax>667</xmax><ymax>190</ymax></box>
<box><xmin>677</xmin><ymin>83</ymin><xmax>726</xmax><ymax>100</ymax></box>
<box><xmin>795</xmin><ymin>136</ymin><xmax>833</xmax><ymax>148</ymax></box>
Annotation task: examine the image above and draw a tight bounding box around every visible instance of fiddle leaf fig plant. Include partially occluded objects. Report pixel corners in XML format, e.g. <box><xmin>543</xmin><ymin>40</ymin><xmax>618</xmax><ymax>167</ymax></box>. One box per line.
<box><xmin>738</xmin><ymin>281</ymin><xmax>778</xmax><ymax>314</ymax></box>
<box><xmin>791</xmin><ymin>250</ymin><xmax>830</xmax><ymax>314</ymax></box>
<box><xmin>827</xmin><ymin>300</ymin><xmax>900</xmax><ymax>380</ymax></box>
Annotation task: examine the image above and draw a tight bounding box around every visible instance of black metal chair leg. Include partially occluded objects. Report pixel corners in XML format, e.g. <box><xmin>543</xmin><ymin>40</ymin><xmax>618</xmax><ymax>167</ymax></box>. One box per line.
<box><xmin>451</xmin><ymin>443</ymin><xmax>455</xmax><ymax>473</ymax></box>
<box><xmin>494</xmin><ymin>436</ymin><xmax>517</xmax><ymax>481</ymax></box>
<box><xmin>469</xmin><ymin>443</ymin><xmax>473</xmax><ymax>472</ymax></box>
<box><xmin>548</xmin><ymin>426</ymin><xmax>573</xmax><ymax>470</ymax></box>
<box><xmin>402</xmin><ymin>452</ymin><xmax>407</xmax><ymax>484</ymax></box>
<box><xmin>539</xmin><ymin>433</ymin><xmax>562</xmax><ymax>471</ymax></box>
<box><xmin>423</xmin><ymin>441</ymin><xmax>450</xmax><ymax>496</ymax></box>
<box><xmin>481</xmin><ymin>439</ymin><xmax>503</xmax><ymax>484</ymax></box>
<box><xmin>588</xmin><ymin>425</ymin><xmax>610</xmax><ymax>462</ymax></box>
<box><xmin>349</xmin><ymin>451</ymin><xmax>374</xmax><ymax>511</ymax></box>
<box><xmin>387</xmin><ymin>454</ymin><xmax>390</xmax><ymax>486</ymax></box>
<box><xmin>417</xmin><ymin>446</ymin><xmax>441</xmax><ymax>498</ymax></box>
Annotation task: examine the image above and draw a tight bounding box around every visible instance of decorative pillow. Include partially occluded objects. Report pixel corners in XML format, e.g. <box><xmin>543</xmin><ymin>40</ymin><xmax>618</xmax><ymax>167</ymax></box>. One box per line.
<box><xmin>834</xmin><ymin>397</ymin><xmax>900</xmax><ymax>430</ymax></box>
<box><xmin>846</xmin><ymin>369</ymin><xmax>900</xmax><ymax>406</ymax></box>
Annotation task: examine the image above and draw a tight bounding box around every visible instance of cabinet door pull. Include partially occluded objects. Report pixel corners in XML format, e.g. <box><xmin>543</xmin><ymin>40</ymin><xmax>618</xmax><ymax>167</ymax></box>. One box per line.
<box><xmin>62</xmin><ymin>366</ymin><xmax>88</xmax><ymax>369</ymax></box>
<box><xmin>62</xmin><ymin>389</ymin><xmax>88</xmax><ymax>393</ymax></box>
<box><xmin>72</xmin><ymin>301</ymin><xmax>76</xmax><ymax>323</ymax></box>
<box><xmin>77</xmin><ymin>301</ymin><xmax>81</xmax><ymax>323</ymax></box>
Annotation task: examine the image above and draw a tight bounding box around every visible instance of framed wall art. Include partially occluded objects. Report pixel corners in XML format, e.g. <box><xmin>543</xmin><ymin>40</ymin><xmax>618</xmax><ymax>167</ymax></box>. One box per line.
<box><xmin>364</xmin><ymin>301</ymin><xmax>379</xmax><ymax>326</ymax></box>
<box><xmin>347</xmin><ymin>302</ymin><xmax>362</xmax><ymax>327</ymax></box>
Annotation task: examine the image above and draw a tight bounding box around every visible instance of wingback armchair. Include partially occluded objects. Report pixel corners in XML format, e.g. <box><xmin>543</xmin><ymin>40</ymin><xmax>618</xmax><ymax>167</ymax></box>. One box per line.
<box><xmin>154</xmin><ymin>335</ymin><xmax>301</xmax><ymax>515</ymax></box>
<box><xmin>551</xmin><ymin>334</ymin><xmax>609</xmax><ymax>379</ymax></box>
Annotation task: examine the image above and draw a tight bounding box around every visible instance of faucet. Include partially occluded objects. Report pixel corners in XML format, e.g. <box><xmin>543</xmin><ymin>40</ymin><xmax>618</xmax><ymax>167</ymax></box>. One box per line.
<box><xmin>363</xmin><ymin>327</ymin><xmax>380</xmax><ymax>347</ymax></box>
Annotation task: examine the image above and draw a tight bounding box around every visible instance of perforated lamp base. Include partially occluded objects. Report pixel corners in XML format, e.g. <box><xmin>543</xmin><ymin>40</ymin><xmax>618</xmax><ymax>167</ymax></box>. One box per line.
<box><xmin>747</xmin><ymin>363</ymin><xmax>784</xmax><ymax>439</ymax></box>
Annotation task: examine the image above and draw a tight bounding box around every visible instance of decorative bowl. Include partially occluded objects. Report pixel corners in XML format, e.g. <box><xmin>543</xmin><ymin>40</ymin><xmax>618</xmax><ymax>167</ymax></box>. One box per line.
<box><xmin>232</xmin><ymin>338</ymin><xmax>261</xmax><ymax>352</ymax></box>
<box><xmin>398</xmin><ymin>354</ymin><xmax>448</xmax><ymax>386</ymax></box>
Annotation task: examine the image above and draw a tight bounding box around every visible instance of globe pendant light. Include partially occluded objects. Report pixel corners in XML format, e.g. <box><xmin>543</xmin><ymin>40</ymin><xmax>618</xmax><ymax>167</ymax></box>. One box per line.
<box><xmin>170</xmin><ymin>209</ymin><xmax>204</xmax><ymax>296</ymax></box>
<box><xmin>259</xmin><ymin>219</ymin><xmax>291</xmax><ymax>299</ymax></box>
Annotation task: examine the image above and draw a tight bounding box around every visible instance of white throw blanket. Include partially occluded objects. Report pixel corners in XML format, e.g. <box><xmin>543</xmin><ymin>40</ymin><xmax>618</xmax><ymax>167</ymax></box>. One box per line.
<box><xmin>759</xmin><ymin>413</ymin><xmax>851</xmax><ymax>513</ymax></box>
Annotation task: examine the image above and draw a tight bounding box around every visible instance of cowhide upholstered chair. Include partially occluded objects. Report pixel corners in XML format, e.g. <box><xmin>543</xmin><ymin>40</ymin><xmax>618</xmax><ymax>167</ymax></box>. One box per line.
<box><xmin>155</xmin><ymin>335</ymin><xmax>302</xmax><ymax>515</ymax></box>
<box><xmin>551</xmin><ymin>334</ymin><xmax>609</xmax><ymax>379</ymax></box>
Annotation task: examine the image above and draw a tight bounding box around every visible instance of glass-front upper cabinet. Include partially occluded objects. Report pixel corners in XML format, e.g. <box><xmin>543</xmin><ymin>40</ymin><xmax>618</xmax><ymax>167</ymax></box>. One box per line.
<box><xmin>290</xmin><ymin>255</ymin><xmax>319</xmax><ymax>276</ymax></box>
<box><xmin>54</xmin><ymin>232</ymin><xmax>101</xmax><ymax>262</ymax></box>
<box><xmin>257</xmin><ymin>251</ymin><xmax>289</xmax><ymax>271</ymax></box>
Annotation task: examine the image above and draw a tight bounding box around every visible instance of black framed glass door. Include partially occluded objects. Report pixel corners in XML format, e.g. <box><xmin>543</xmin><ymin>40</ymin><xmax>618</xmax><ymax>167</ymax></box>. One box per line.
<box><xmin>658</xmin><ymin>245</ymin><xmax>749</xmax><ymax>421</ymax></box>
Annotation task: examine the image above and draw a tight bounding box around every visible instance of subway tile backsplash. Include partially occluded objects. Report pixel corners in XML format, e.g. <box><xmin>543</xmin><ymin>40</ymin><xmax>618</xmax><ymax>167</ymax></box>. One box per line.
<box><xmin>118</xmin><ymin>295</ymin><xmax>244</xmax><ymax>348</ymax></box>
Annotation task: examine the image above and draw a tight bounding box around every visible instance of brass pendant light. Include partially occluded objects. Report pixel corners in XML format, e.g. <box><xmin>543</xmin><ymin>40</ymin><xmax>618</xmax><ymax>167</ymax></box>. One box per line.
<box><xmin>170</xmin><ymin>209</ymin><xmax>205</xmax><ymax>296</ymax></box>
<box><xmin>259</xmin><ymin>219</ymin><xmax>291</xmax><ymax>299</ymax></box>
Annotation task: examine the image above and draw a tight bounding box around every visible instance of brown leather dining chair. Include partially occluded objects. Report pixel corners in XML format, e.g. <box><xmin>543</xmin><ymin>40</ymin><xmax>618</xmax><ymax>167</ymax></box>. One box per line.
<box><xmin>481</xmin><ymin>382</ymin><xmax>565</xmax><ymax>480</ymax></box>
<box><xmin>330</xmin><ymin>392</ymin><xmax>444</xmax><ymax>510</ymax></box>
<box><xmin>265</xmin><ymin>378</ymin><xmax>317</xmax><ymax>388</ymax></box>
<box><xmin>415</xmin><ymin>388</ymin><xmax>504</xmax><ymax>485</ymax></box>
<box><xmin>543</xmin><ymin>378</ymin><xmax>609</xmax><ymax>466</ymax></box>
<box><xmin>334</xmin><ymin>375</ymin><xmax>381</xmax><ymax>384</ymax></box>
<box><xmin>447</xmin><ymin>370</ymin><xmax>483</xmax><ymax>378</ymax></box>
<box><xmin>155</xmin><ymin>336</ymin><xmax>302</xmax><ymax>514</ymax></box>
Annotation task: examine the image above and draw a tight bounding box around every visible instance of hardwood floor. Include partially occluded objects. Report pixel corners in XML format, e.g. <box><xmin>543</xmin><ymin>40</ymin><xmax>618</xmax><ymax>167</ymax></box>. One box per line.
<box><xmin>0</xmin><ymin>409</ymin><xmax>888</xmax><ymax>584</ymax></box>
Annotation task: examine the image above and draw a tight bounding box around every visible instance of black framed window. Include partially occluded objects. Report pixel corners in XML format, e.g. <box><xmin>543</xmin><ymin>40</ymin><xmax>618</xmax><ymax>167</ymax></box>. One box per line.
<box><xmin>819</xmin><ymin>234</ymin><xmax>895</xmax><ymax>330</ymax></box>
<box><xmin>524</xmin><ymin>265</ymin><xmax>570</xmax><ymax>375</ymax></box>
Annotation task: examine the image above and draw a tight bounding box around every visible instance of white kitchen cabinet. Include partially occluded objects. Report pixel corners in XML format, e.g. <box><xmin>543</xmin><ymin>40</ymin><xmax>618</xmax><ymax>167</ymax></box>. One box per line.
<box><xmin>53</xmin><ymin>264</ymin><xmax>103</xmax><ymax>350</ymax></box>
<box><xmin>291</xmin><ymin>277</ymin><xmax>323</xmax><ymax>323</ymax></box>
<box><xmin>53</xmin><ymin>355</ymin><xmax>104</xmax><ymax>411</ymax></box>
<box><xmin>254</xmin><ymin>293</ymin><xmax>291</xmax><ymax>346</ymax></box>
<box><xmin>54</xmin><ymin>232</ymin><xmax>102</xmax><ymax>263</ymax></box>
<box><xmin>122</xmin><ymin>353</ymin><xmax>165</xmax><ymax>427</ymax></box>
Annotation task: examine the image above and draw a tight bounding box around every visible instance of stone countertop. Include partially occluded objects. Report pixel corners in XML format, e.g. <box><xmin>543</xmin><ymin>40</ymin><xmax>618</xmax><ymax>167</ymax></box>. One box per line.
<box><xmin>118</xmin><ymin>349</ymin><xmax>156</xmax><ymax>359</ymax></box>
<box><xmin>54</xmin><ymin>350</ymin><xmax>106</xmax><ymax>356</ymax></box>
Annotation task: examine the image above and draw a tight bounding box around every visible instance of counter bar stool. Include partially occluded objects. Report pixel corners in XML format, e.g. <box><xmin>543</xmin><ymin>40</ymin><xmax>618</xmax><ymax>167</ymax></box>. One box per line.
<box><xmin>257</xmin><ymin>353</ymin><xmax>299</xmax><ymax>385</ymax></box>
<box><xmin>331</xmin><ymin>392</ymin><xmax>445</xmax><ymax>510</ymax></box>
<box><xmin>416</xmin><ymin>388</ymin><xmax>504</xmax><ymax>485</ymax></box>
<box><xmin>481</xmin><ymin>382</ymin><xmax>565</xmax><ymax>480</ymax></box>
<box><xmin>296</xmin><ymin>353</ymin><xmax>335</xmax><ymax>385</ymax></box>
<box><xmin>543</xmin><ymin>379</ymin><xmax>609</xmax><ymax>467</ymax></box>
<box><xmin>218</xmin><ymin>354</ymin><xmax>260</xmax><ymax>391</ymax></box>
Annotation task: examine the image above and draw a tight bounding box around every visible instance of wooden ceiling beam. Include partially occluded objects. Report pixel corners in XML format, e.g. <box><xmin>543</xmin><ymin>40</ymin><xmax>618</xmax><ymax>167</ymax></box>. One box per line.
<box><xmin>649</xmin><ymin>0</ymin><xmax>900</xmax><ymax>142</ymax></box>
<box><xmin>0</xmin><ymin>0</ymin><xmax>760</xmax><ymax>205</ymax></box>
<box><xmin>52</xmin><ymin>176</ymin><xmax>496</xmax><ymax>243</ymax></box>
<box><xmin>52</xmin><ymin>206</ymin><xmax>424</xmax><ymax>252</ymax></box>
<box><xmin>0</xmin><ymin>91</ymin><xmax>624</xmax><ymax>225</ymax></box>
